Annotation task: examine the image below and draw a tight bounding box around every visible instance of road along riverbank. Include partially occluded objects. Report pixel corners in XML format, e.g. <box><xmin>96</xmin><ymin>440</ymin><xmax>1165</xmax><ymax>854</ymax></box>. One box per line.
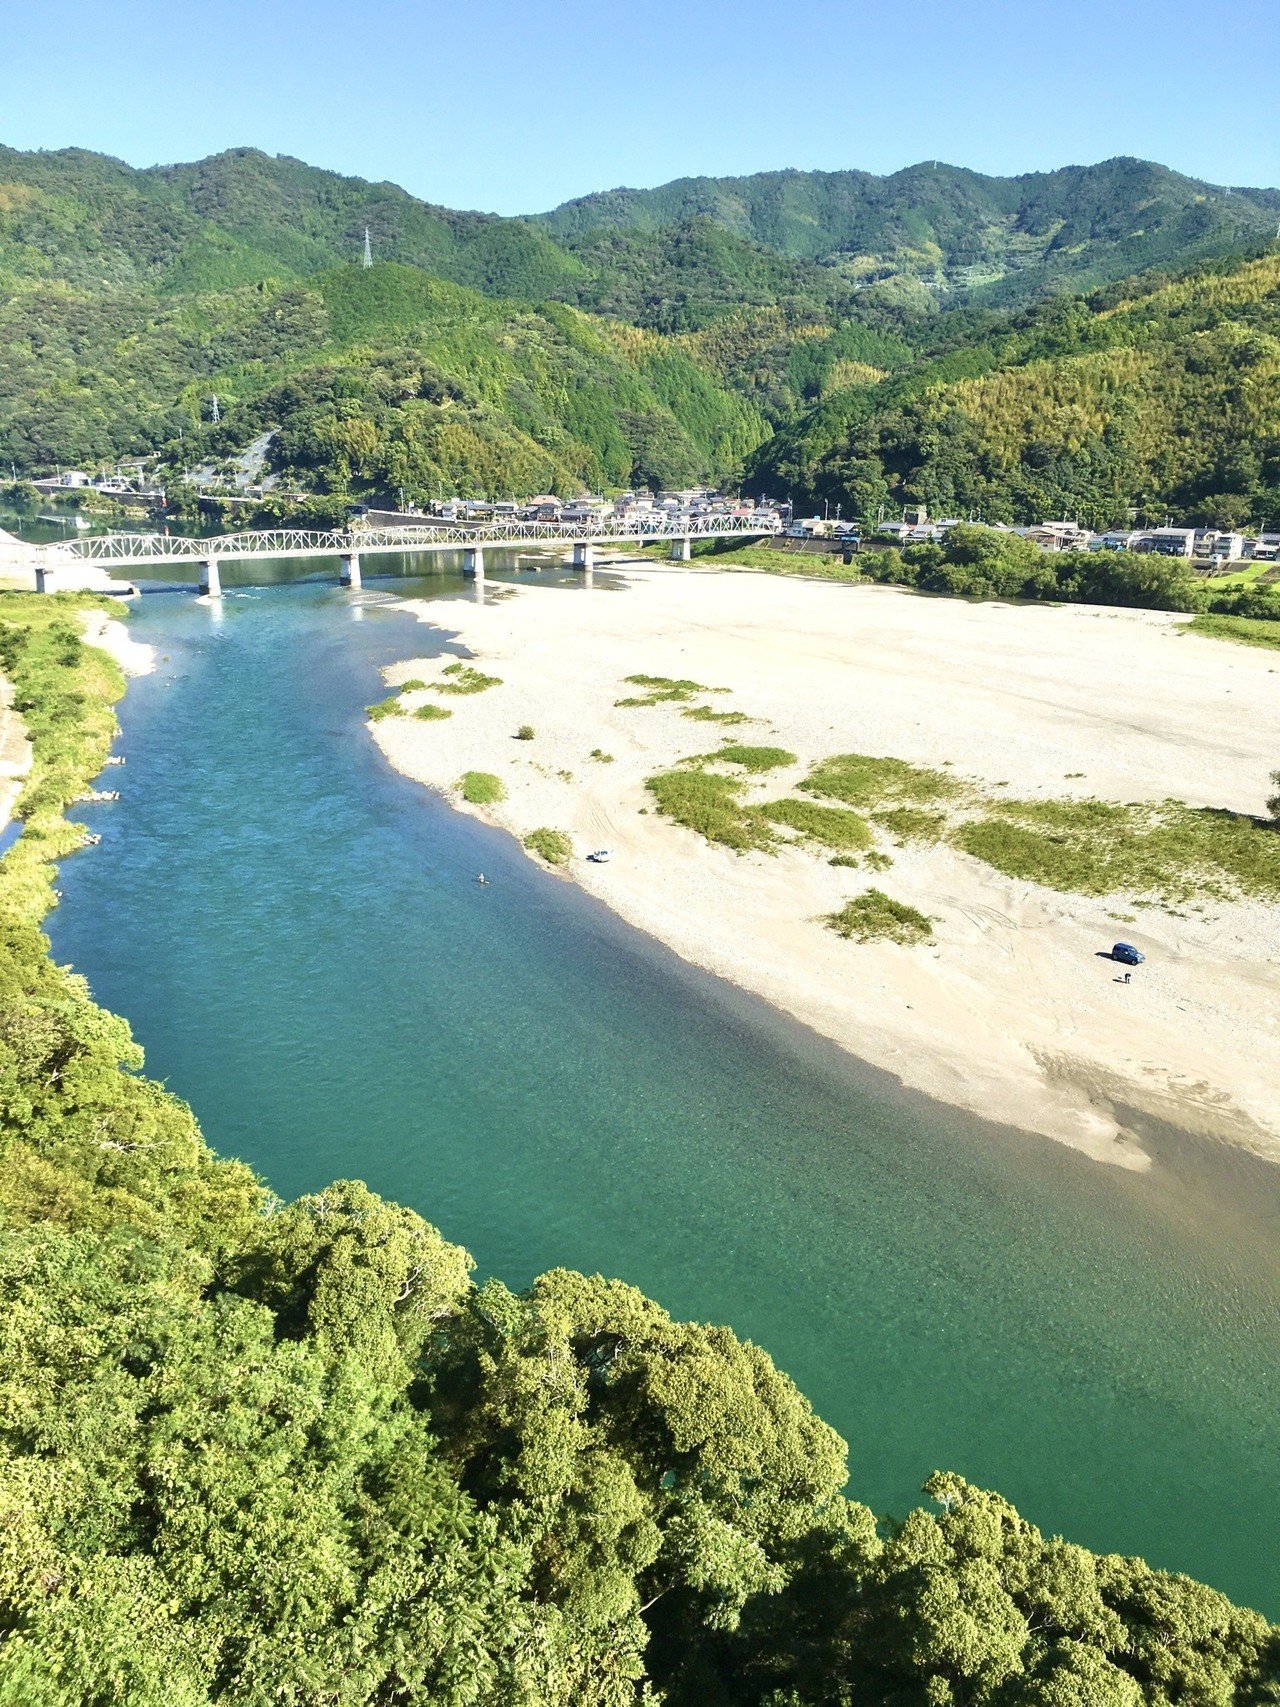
<box><xmin>371</xmin><ymin>561</ymin><xmax>1280</xmax><ymax>1168</ymax></box>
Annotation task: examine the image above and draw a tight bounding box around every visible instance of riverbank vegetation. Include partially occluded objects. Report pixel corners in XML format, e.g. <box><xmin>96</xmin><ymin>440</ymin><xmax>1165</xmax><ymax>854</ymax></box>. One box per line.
<box><xmin>1</xmin><ymin>595</ymin><xmax>1279</xmax><ymax>1698</ymax></box>
<box><xmin>956</xmin><ymin>796</ymin><xmax>1280</xmax><ymax>905</ymax></box>
<box><xmin>825</xmin><ymin>888</ymin><xmax>935</xmax><ymax>944</ymax></box>
<box><xmin>459</xmin><ymin>769</ymin><xmax>504</xmax><ymax>804</ymax></box>
<box><xmin>1185</xmin><ymin>613</ymin><xmax>1280</xmax><ymax>650</ymax></box>
<box><xmin>688</xmin><ymin>528</ymin><xmax>1280</xmax><ymax>625</ymax></box>
<box><xmin>435</xmin><ymin>661</ymin><xmax>502</xmax><ymax>695</ymax></box>
<box><xmin>523</xmin><ymin>826</ymin><xmax>573</xmax><ymax>865</ymax></box>
<box><xmin>642</xmin><ymin>735</ymin><xmax>1280</xmax><ymax>908</ymax></box>
<box><xmin>645</xmin><ymin>764</ymin><xmax>774</xmax><ymax>851</ymax></box>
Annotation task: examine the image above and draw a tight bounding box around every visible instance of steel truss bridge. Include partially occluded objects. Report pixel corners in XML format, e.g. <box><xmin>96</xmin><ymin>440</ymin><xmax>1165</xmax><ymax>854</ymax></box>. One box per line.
<box><xmin>38</xmin><ymin>513</ymin><xmax>771</xmax><ymax>569</ymax></box>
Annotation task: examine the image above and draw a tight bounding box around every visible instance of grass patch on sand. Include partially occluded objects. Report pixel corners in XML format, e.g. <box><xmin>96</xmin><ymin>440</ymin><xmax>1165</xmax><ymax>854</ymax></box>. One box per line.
<box><xmin>436</xmin><ymin>662</ymin><xmax>501</xmax><ymax>695</ymax></box>
<box><xmin>366</xmin><ymin>692</ymin><xmax>406</xmax><ymax>721</ymax></box>
<box><xmin>414</xmin><ymin>703</ymin><xmax>453</xmax><ymax>721</ymax></box>
<box><xmin>699</xmin><ymin>743</ymin><xmax>796</xmax><ymax>774</ymax></box>
<box><xmin>803</xmin><ymin>753</ymin><xmax>961</xmax><ymax>810</ymax></box>
<box><xmin>617</xmin><ymin>673</ymin><xmax>729</xmax><ymax>708</ymax></box>
<box><xmin>759</xmin><ymin>798</ymin><xmax>873</xmax><ymax>850</ymax></box>
<box><xmin>953</xmin><ymin>796</ymin><xmax>1280</xmax><ymax>903</ymax></box>
<box><xmin>524</xmin><ymin>827</ymin><xmax>572</xmax><ymax>865</ymax></box>
<box><xmin>681</xmin><ymin>704</ymin><xmax>750</xmax><ymax>725</ymax></box>
<box><xmin>826</xmin><ymin>889</ymin><xmax>934</xmax><ymax>945</ymax></box>
<box><xmin>459</xmin><ymin>771</ymin><xmax>504</xmax><ymax>806</ymax></box>
<box><xmin>642</xmin><ymin>542</ymin><xmax>866</xmax><ymax>581</ymax></box>
<box><xmin>874</xmin><ymin>807</ymin><xmax>948</xmax><ymax>844</ymax></box>
<box><xmin>645</xmin><ymin>768</ymin><xmax>773</xmax><ymax>852</ymax></box>
<box><xmin>1184</xmin><ymin>614</ymin><xmax>1280</xmax><ymax>652</ymax></box>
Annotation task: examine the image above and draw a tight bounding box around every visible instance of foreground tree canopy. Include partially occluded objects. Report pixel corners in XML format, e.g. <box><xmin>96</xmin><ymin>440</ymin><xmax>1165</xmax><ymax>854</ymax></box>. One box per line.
<box><xmin>1</xmin><ymin>593</ymin><xmax>1277</xmax><ymax>1703</ymax></box>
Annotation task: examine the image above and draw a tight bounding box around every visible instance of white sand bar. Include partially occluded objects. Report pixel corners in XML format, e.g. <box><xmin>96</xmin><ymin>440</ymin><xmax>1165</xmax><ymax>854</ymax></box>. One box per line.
<box><xmin>373</xmin><ymin>563</ymin><xmax>1280</xmax><ymax>1169</ymax></box>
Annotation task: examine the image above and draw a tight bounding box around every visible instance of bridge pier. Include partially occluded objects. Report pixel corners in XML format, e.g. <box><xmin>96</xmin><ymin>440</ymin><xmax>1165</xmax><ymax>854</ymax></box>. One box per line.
<box><xmin>571</xmin><ymin>541</ymin><xmax>595</xmax><ymax>571</ymax></box>
<box><xmin>463</xmin><ymin>547</ymin><xmax>485</xmax><ymax>579</ymax></box>
<box><xmin>199</xmin><ymin>558</ymin><xmax>222</xmax><ymax>597</ymax></box>
<box><xmin>670</xmin><ymin>537</ymin><xmax>692</xmax><ymax>562</ymax></box>
<box><xmin>34</xmin><ymin>564</ymin><xmax>50</xmax><ymax>594</ymax></box>
<box><xmin>339</xmin><ymin>551</ymin><xmax>362</xmax><ymax>589</ymax></box>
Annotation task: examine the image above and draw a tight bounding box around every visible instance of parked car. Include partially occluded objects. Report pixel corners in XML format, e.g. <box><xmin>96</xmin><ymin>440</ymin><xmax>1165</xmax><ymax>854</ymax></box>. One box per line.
<box><xmin>1111</xmin><ymin>942</ymin><xmax>1145</xmax><ymax>966</ymax></box>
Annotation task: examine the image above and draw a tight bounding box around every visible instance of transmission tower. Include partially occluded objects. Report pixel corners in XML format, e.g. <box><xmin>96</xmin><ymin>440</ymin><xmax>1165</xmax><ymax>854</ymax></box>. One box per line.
<box><xmin>210</xmin><ymin>395</ymin><xmax>220</xmax><ymax>424</ymax></box>
<box><xmin>362</xmin><ymin>227</ymin><xmax>373</xmax><ymax>268</ymax></box>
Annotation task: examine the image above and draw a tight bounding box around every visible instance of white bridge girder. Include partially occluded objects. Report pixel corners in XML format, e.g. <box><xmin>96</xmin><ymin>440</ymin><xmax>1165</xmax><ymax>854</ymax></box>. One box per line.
<box><xmin>37</xmin><ymin>517</ymin><xmax>766</xmax><ymax>571</ymax></box>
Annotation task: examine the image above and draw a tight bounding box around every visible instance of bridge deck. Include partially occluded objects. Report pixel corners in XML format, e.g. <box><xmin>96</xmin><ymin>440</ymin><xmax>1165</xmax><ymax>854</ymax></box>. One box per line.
<box><xmin>40</xmin><ymin>516</ymin><xmax>770</xmax><ymax>568</ymax></box>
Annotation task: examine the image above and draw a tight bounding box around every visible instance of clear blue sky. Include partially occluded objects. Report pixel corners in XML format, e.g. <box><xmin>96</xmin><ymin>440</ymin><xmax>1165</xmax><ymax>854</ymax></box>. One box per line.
<box><xmin>7</xmin><ymin>0</ymin><xmax>1278</xmax><ymax>212</ymax></box>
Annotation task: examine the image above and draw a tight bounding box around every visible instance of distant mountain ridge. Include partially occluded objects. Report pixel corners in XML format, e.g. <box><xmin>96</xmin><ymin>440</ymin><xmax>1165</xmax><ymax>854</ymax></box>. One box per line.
<box><xmin>3</xmin><ymin>144</ymin><xmax>1276</xmax><ymax>312</ymax></box>
<box><xmin>1</xmin><ymin>142</ymin><xmax>1277</xmax><ymax>513</ymax></box>
<box><xmin>538</xmin><ymin>158</ymin><xmax>1280</xmax><ymax>302</ymax></box>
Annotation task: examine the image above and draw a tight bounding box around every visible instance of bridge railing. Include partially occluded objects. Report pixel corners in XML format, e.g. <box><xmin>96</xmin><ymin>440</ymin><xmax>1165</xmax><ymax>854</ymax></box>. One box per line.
<box><xmin>39</xmin><ymin>513</ymin><xmax>775</xmax><ymax>566</ymax></box>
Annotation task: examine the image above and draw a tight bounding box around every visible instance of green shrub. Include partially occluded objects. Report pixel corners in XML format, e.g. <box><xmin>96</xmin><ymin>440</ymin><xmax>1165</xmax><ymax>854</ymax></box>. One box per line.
<box><xmin>459</xmin><ymin>770</ymin><xmax>504</xmax><ymax>805</ymax></box>
<box><xmin>437</xmin><ymin>663</ymin><xmax>501</xmax><ymax>694</ymax></box>
<box><xmin>618</xmin><ymin>674</ymin><xmax>728</xmax><ymax>707</ymax></box>
<box><xmin>365</xmin><ymin>693</ymin><xmax>404</xmax><ymax>721</ymax></box>
<box><xmin>414</xmin><ymin>703</ymin><xmax>452</xmax><ymax>721</ymax></box>
<box><xmin>681</xmin><ymin>705</ymin><xmax>750</xmax><ymax>724</ymax></box>
<box><xmin>826</xmin><ymin>889</ymin><xmax>934</xmax><ymax>944</ymax></box>
<box><xmin>516</xmin><ymin>724</ymin><xmax>536</xmax><ymax>740</ymax></box>
<box><xmin>953</xmin><ymin>795</ymin><xmax>1280</xmax><ymax>902</ymax></box>
<box><xmin>874</xmin><ymin>807</ymin><xmax>948</xmax><ymax>844</ymax></box>
<box><xmin>760</xmin><ymin>798</ymin><xmax>873</xmax><ymax>849</ymax></box>
<box><xmin>589</xmin><ymin>748</ymin><xmax>615</xmax><ymax>763</ymax></box>
<box><xmin>524</xmin><ymin>827</ymin><xmax>572</xmax><ymax>864</ymax></box>
<box><xmin>704</xmin><ymin>743</ymin><xmax>796</xmax><ymax>773</ymax></box>
<box><xmin>804</xmin><ymin>752</ymin><xmax>961</xmax><ymax>809</ymax></box>
<box><xmin>645</xmin><ymin>768</ymin><xmax>773</xmax><ymax>852</ymax></box>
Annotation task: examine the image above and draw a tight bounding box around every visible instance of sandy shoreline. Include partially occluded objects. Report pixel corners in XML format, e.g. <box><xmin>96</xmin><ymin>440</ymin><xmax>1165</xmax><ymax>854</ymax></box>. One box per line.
<box><xmin>82</xmin><ymin>609</ymin><xmax>156</xmax><ymax>680</ymax></box>
<box><xmin>368</xmin><ymin>561</ymin><xmax>1280</xmax><ymax>1169</ymax></box>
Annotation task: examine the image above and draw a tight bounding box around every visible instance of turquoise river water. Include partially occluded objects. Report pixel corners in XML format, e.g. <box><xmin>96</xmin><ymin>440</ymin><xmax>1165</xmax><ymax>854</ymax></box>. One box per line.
<box><xmin>42</xmin><ymin>557</ymin><xmax>1280</xmax><ymax>1614</ymax></box>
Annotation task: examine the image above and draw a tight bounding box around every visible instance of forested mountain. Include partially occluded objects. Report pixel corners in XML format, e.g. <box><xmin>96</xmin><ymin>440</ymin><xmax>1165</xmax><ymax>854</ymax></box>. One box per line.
<box><xmin>749</xmin><ymin>250</ymin><xmax>1280</xmax><ymax>528</ymax></box>
<box><xmin>2</xmin><ymin>592</ymin><xmax>1278</xmax><ymax>1704</ymax></box>
<box><xmin>0</xmin><ymin>145</ymin><xmax>583</xmax><ymax>299</ymax></box>
<box><xmin>541</xmin><ymin>158</ymin><xmax>1280</xmax><ymax>305</ymax></box>
<box><xmin>0</xmin><ymin>261</ymin><xmax>764</xmax><ymax>494</ymax></box>
<box><xmin>1</xmin><ymin>143</ymin><xmax>1278</xmax><ymax>511</ymax></box>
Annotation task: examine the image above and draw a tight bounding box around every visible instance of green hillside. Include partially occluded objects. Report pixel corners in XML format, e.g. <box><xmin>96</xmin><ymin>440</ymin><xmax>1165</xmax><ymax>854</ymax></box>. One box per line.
<box><xmin>3</xmin><ymin>143</ymin><xmax>1280</xmax><ymax>509</ymax></box>
<box><xmin>541</xmin><ymin>158</ymin><xmax>1280</xmax><ymax>304</ymax></box>
<box><xmin>748</xmin><ymin>249</ymin><xmax>1280</xmax><ymax>528</ymax></box>
<box><xmin>0</xmin><ymin>260</ymin><xmax>766</xmax><ymax>496</ymax></box>
<box><xmin>0</xmin><ymin>145</ymin><xmax>584</xmax><ymax>300</ymax></box>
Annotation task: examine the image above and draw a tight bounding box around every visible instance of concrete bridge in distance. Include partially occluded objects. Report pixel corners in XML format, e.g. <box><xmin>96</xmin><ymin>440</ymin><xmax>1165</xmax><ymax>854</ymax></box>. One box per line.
<box><xmin>33</xmin><ymin>514</ymin><xmax>771</xmax><ymax>596</ymax></box>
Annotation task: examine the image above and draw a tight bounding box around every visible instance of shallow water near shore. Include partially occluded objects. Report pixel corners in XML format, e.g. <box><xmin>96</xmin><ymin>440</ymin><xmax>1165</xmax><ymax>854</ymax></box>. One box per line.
<box><xmin>48</xmin><ymin>571</ymin><xmax>1280</xmax><ymax>1614</ymax></box>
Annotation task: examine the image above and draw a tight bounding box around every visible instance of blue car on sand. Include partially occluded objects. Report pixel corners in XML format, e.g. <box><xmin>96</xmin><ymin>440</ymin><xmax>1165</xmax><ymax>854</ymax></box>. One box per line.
<box><xmin>1111</xmin><ymin>942</ymin><xmax>1145</xmax><ymax>966</ymax></box>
